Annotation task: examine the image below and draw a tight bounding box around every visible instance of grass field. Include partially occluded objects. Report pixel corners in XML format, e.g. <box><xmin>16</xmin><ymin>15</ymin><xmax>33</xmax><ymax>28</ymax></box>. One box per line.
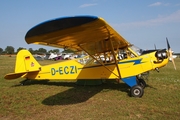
<box><xmin>0</xmin><ymin>55</ymin><xmax>180</xmax><ymax>120</ymax></box>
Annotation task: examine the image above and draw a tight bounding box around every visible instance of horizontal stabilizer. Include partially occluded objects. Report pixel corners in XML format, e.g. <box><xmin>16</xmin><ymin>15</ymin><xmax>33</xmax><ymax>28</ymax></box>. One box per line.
<box><xmin>4</xmin><ymin>70</ymin><xmax>39</xmax><ymax>80</ymax></box>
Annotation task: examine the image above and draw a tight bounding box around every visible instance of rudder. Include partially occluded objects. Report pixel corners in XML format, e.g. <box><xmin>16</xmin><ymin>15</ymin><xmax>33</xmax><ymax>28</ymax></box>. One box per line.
<box><xmin>15</xmin><ymin>49</ymin><xmax>41</xmax><ymax>73</ymax></box>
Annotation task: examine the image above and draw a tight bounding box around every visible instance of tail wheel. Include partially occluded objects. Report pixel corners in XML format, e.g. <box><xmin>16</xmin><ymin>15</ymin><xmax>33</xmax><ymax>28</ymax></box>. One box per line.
<box><xmin>130</xmin><ymin>85</ymin><xmax>144</xmax><ymax>97</ymax></box>
<box><xmin>137</xmin><ymin>79</ymin><xmax>146</xmax><ymax>89</ymax></box>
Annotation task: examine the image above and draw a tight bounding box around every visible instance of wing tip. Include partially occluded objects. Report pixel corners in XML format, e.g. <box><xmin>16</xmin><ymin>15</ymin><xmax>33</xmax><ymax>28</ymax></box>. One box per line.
<box><xmin>25</xmin><ymin>15</ymin><xmax>99</xmax><ymax>40</ymax></box>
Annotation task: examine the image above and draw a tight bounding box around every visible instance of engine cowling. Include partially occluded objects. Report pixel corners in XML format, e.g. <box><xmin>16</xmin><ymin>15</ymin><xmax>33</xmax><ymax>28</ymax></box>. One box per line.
<box><xmin>155</xmin><ymin>49</ymin><xmax>168</xmax><ymax>60</ymax></box>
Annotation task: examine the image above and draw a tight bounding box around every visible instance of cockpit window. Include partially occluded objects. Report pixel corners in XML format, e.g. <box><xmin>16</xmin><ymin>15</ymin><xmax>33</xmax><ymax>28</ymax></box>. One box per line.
<box><xmin>130</xmin><ymin>45</ymin><xmax>144</xmax><ymax>56</ymax></box>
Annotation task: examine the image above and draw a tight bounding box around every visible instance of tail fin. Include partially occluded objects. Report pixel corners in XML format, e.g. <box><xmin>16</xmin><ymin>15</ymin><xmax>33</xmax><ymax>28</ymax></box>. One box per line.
<box><xmin>15</xmin><ymin>50</ymin><xmax>41</xmax><ymax>72</ymax></box>
<box><xmin>4</xmin><ymin>50</ymin><xmax>41</xmax><ymax>80</ymax></box>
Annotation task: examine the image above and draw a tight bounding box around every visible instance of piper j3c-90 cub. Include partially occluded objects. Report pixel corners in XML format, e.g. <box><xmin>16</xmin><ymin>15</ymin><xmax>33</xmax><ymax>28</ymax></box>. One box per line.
<box><xmin>4</xmin><ymin>16</ymin><xmax>176</xmax><ymax>97</ymax></box>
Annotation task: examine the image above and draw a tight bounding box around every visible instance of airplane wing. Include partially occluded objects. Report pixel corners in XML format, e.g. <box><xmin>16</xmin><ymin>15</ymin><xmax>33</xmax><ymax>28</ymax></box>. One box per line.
<box><xmin>25</xmin><ymin>16</ymin><xmax>130</xmax><ymax>53</ymax></box>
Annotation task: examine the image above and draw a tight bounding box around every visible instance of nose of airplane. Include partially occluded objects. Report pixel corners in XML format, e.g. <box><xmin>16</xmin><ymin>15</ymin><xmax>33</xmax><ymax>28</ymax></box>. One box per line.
<box><xmin>155</xmin><ymin>49</ymin><xmax>168</xmax><ymax>60</ymax></box>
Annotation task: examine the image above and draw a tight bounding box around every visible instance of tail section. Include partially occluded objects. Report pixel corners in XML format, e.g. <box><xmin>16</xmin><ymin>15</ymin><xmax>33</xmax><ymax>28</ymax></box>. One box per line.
<box><xmin>4</xmin><ymin>50</ymin><xmax>41</xmax><ymax>80</ymax></box>
<box><xmin>15</xmin><ymin>50</ymin><xmax>41</xmax><ymax>72</ymax></box>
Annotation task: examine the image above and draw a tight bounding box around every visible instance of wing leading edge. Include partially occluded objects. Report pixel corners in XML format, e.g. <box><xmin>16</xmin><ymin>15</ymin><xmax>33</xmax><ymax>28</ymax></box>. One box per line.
<box><xmin>25</xmin><ymin>16</ymin><xmax>130</xmax><ymax>52</ymax></box>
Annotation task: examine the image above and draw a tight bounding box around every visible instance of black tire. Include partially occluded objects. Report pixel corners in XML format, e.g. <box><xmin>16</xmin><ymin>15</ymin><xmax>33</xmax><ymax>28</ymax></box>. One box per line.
<box><xmin>130</xmin><ymin>85</ymin><xmax>144</xmax><ymax>97</ymax></box>
<box><xmin>137</xmin><ymin>79</ymin><xmax>146</xmax><ymax>89</ymax></box>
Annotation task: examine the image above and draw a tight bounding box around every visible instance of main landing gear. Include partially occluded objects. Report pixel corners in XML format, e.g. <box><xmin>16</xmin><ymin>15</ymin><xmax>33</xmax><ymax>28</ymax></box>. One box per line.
<box><xmin>130</xmin><ymin>79</ymin><xmax>146</xmax><ymax>97</ymax></box>
<box><xmin>122</xmin><ymin>76</ymin><xmax>147</xmax><ymax>97</ymax></box>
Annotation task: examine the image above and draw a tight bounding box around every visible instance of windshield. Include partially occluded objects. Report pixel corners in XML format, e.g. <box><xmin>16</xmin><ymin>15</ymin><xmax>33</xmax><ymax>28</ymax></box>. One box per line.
<box><xmin>130</xmin><ymin>45</ymin><xmax>144</xmax><ymax>56</ymax></box>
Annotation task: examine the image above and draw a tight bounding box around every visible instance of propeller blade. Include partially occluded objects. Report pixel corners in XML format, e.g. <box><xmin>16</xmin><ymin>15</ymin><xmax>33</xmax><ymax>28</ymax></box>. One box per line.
<box><xmin>166</xmin><ymin>37</ymin><xmax>176</xmax><ymax>70</ymax></box>
<box><xmin>166</xmin><ymin>38</ymin><xmax>171</xmax><ymax>50</ymax></box>
<box><xmin>154</xmin><ymin>44</ymin><xmax>157</xmax><ymax>50</ymax></box>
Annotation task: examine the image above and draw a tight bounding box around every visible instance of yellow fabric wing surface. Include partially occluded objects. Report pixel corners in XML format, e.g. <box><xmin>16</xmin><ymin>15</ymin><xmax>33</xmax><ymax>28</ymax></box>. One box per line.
<box><xmin>25</xmin><ymin>16</ymin><xmax>130</xmax><ymax>53</ymax></box>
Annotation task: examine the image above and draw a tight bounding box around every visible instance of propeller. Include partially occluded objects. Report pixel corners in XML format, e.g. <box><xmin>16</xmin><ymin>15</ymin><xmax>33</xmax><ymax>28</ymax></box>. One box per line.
<box><xmin>166</xmin><ymin>37</ymin><xmax>176</xmax><ymax>70</ymax></box>
<box><xmin>154</xmin><ymin>44</ymin><xmax>157</xmax><ymax>50</ymax></box>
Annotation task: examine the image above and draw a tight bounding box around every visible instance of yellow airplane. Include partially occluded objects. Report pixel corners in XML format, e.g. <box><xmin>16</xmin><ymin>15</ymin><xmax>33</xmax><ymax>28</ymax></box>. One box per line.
<box><xmin>4</xmin><ymin>16</ymin><xmax>176</xmax><ymax>97</ymax></box>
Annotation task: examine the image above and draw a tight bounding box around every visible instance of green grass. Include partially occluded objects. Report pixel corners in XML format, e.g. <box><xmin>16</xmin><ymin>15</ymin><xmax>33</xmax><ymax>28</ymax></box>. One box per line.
<box><xmin>0</xmin><ymin>55</ymin><xmax>180</xmax><ymax>120</ymax></box>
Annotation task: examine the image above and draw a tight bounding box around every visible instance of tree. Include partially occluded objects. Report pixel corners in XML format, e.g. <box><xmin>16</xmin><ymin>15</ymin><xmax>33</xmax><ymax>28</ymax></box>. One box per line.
<box><xmin>53</xmin><ymin>49</ymin><xmax>60</xmax><ymax>53</ymax></box>
<box><xmin>33</xmin><ymin>50</ymin><xmax>38</xmax><ymax>54</ymax></box>
<box><xmin>62</xmin><ymin>49</ymin><xmax>75</xmax><ymax>53</ymax></box>
<box><xmin>5</xmin><ymin>46</ymin><xmax>14</xmax><ymax>54</ymax></box>
<box><xmin>38</xmin><ymin>48</ymin><xmax>47</xmax><ymax>53</ymax></box>
<box><xmin>17</xmin><ymin>47</ymin><xmax>25</xmax><ymax>53</ymax></box>
<box><xmin>0</xmin><ymin>48</ymin><xmax>3</xmax><ymax>54</ymax></box>
<box><xmin>29</xmin><ymin>48</ymin><xmax>34</xmax><ymax>54</ymax></box>
<box><xmin>48</xmin><ymin>50</ymin><xmax>53</xmax><ymax>53</ymax></box>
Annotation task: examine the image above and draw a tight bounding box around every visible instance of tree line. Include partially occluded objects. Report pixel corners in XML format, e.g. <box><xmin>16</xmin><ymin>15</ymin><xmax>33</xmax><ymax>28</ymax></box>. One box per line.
<box><xmin>0</xmin><ymin>46</ymin><xmax>75</xmax><ymax>55</ymax></box>
<box><xmin>0</xmin><ymin>46</ymin><xmax>63</xmax><ymax>55</ymax></box>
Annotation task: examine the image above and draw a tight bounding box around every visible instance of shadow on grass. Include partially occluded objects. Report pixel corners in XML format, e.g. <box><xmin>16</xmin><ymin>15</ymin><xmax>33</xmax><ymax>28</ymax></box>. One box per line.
<box><xmin>12</xmin><ymin>79</ymin><xmax>130</xmax><ymax>105</ymax></box>
<box><xmin>12</xmin><ymin>79</ymin><xmax>76</xmax><ymax>87</ymax></box>
<box><xmin>146</xmin><ymin>84</ymin><xmax>157</xmax><ymax>90</ymax></box>
<box><xmin>12</xmin><ymin>79</ymin><xmax>157</xmax><ymax>105</ymax></box>
<box><xmin>42</xmin><ymin>82</ymin><xmax>129</xmax><ymax>105</ymax></box>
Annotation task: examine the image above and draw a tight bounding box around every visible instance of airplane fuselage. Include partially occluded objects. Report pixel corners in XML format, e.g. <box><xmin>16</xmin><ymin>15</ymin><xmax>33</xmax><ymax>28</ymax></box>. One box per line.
<box><xmin>25</xmin><ymin>50</ymin><xmax>168</xmax><ymax>81</ymax></box>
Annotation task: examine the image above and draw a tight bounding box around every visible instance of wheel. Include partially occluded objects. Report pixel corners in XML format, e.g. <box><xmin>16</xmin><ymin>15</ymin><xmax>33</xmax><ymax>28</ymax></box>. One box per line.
<box><xmin>130</xmin><ymin>85</ymin><xmax>144</xmax><ymax>97</ymax></box>
<box><xmin>20</xmin><ymin>79</ymin><xmax>30</xmax><ymax>86</ymax></box>
<box><xmin>137</xmin><ymin>79</ymin><xmax>146</xmax><ymax>89</ymax></box>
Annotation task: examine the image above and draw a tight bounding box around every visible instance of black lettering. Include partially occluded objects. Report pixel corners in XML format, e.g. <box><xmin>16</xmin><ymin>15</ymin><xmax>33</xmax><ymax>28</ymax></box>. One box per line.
<box><xmin>64</xmin><ymin>66</ymin><xmax>69</xmax><ymax>74</ymax></box>
<box><xmin>51</xmin><ymin>68</ymin><xmax>56</xmax><ymax>76</ymax></box>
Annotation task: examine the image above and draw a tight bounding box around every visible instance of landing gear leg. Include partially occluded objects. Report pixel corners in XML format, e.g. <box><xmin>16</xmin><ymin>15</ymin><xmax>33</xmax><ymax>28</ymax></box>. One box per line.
<box><xmin>137</xmin><ymin>79</ymin><xmax>146</xmax><ymax>89</ymax></box>
<box><xmin>122</xmin><ymin>76</ymin><xmax>145</xmax><ymax>97</ymax></box>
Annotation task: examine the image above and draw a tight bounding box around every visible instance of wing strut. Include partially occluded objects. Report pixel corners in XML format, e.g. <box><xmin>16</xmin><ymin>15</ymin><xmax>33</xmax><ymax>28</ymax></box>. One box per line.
<box><xmin>109</xmin><ymin>38</ymin><xmax>121</xmax><ymax>79</ymax></box>
<box><xmin>78</xmin><ymin>45</ymin><xmax>120</xmax><ymax>78</ymax></box>
<box><xmin>106</xmin><ymin>27</ymin><xmax>121</xmax><ymax>80</ymax></box>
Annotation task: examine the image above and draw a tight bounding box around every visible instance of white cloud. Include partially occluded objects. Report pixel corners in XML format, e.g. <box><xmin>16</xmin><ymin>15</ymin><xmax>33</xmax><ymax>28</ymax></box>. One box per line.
<box><xmin>149</xmin><ymin>2</ymin><xmax>162</xmax><ymax>7</ymax></box>
<box><xmin>113</xmin><ymin>10</ymin><xmax>180</xmax><ymax>29</ymax></box>
<box><xmin>79</xmin><ymin>3</ymin><xmax>97</xmax><ymax>8</ymax></box>
<box><xmin>148</xmin><ymin>2</ymin><xmax>170</xmax><ymax>7</ymax></box>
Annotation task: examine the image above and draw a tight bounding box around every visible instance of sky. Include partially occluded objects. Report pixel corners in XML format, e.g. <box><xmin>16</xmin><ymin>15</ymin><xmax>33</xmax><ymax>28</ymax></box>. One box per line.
<box><xmin>1</xmin><ymin>0</ymin><xmax>180</xmax><ymax>52</ymax></box>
